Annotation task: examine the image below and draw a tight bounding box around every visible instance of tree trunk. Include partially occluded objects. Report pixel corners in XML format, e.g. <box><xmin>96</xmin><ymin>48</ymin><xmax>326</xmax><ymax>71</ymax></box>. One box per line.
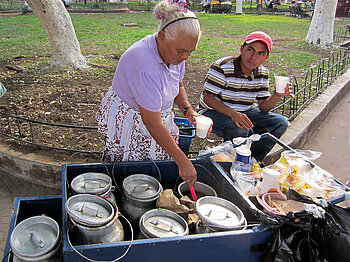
<box><xmin>236</xmin><ymin>0</ymin><xmax>243</xmax><ymax>14</ymax></box>
<box><xmin>26</xmin><ymin>0</ymin><xmax>88</xmax><ymax>68</ymax></box>
<box><xmin>305</xmin><ymin>0</ymin><xmax>337</xmax><ymax>48</ymax></box>
<box><xmin>257</xmin><ymin>0</ymin><xmax>262</xmax><ymax>15</ymax></box>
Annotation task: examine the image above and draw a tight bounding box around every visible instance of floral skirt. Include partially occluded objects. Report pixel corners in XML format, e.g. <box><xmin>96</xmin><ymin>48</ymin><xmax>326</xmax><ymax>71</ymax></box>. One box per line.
<box><xmin>96</xmin><ymin>87</ymin><xmax>179</xmax><ymax>162</ymax></box>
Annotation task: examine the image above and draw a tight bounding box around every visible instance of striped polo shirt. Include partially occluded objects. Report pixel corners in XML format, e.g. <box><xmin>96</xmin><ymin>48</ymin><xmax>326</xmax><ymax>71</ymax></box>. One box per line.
<box><xmin>199</xmin><ymin>55</ymin><xmax>271</xmax><ymax>112</ymax></box>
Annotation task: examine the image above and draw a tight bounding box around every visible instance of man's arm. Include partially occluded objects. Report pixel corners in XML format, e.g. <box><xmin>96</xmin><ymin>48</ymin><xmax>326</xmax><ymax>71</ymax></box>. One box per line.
<box><xmin>258</xmin><ymin>83</ymin><xmax>294</xmax><ymax>113</ymax></box>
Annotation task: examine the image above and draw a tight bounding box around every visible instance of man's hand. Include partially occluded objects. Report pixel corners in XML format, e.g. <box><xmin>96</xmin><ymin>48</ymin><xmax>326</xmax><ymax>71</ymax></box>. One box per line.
<box><xmin>276</xmin><ymin>82</ymin><xmax>295</xmax><ymax>99</ymax></box>
<box><xmin>230</xmin><ymin>111</ymin><xmax>253</xmax><ymax>130</ymax></box>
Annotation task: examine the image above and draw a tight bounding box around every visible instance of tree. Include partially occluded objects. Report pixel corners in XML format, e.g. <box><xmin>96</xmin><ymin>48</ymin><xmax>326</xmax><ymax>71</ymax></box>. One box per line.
<box><xmin>305</xmin><ymin>0</ymin><xmax>338</xmax><ymax>48</ymax></box>
<box><xmin>236</xmin><ymin>0</ymin><xmax>243</xmax><ymax>14</ymax></box>
<box><xmin>26</xmin><ymin>0</ymin><xmax>88</xmax><ymax>68</ymax></box>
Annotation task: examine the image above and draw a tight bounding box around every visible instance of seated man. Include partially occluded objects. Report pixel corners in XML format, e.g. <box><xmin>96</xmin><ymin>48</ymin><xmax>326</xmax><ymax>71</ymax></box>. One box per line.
<box><xmin>198</xmin><ymin>31</ymin><xmax>293</xmax><ymax>162</ymax></box>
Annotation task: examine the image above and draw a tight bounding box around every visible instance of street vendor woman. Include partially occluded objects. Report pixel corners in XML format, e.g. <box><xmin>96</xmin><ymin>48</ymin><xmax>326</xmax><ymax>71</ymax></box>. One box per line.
<box><xmin>97</xmin><ymin>0</ymin><xmax>207</xmax><ymax>186</ymax></box>
<box><xmin>198</xmin><ymin>31</ymin><xmax>294</xmax><ymax>162</ymax></box>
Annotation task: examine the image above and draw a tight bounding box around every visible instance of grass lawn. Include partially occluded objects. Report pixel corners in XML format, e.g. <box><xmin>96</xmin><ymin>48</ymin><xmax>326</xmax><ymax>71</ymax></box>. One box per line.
<box><xmin>0</xmin><ymin>11</ymin><xmax>348</xmax><ymax>78</ymax></box>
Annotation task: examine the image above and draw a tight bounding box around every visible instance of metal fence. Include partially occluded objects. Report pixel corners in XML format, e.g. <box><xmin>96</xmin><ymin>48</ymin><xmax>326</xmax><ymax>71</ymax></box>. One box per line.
<box><xmin>0</xmin><ymin>46</ymin><xmax>349</xmax><ymax>154</ymax></box>
<box><xmin>333</xmin><ymin>24</ymin><xmax>350</xmax><ymax>45</ymax></box>
<box><xmin>272</xmin><ymin>46</ymin><xmax>350</xmax><ymax>120</ymax></box>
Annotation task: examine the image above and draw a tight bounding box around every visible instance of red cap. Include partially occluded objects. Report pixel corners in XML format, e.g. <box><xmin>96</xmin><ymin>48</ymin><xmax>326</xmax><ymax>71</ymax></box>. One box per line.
<box><xmin>244</xmin><ymin>31</ymin><xmax>273</xmax><ymax>52</ymax></box>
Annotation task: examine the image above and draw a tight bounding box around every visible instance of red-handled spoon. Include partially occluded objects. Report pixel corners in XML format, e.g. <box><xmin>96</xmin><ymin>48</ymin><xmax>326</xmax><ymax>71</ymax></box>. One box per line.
<box><xmin>189</xmin><ymin>185</ymin><xmax>198</xmax><ymax>202</ymax></box>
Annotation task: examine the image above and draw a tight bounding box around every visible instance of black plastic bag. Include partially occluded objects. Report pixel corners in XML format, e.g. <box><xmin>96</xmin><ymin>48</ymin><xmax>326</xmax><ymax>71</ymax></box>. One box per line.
<box><xmin>258</xmin><ymin>190</ymin><xmax>324</xmax><ymax>262</ymax></box>
<box><xmin>312</xmin><ymin>204</ymin><xmax>350</xmax><ymax>262</ymax></box>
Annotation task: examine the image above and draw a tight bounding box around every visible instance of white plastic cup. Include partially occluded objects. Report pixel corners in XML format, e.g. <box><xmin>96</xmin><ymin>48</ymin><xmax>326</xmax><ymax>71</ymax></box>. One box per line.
<box><xmin>195</xmin><ymin>116</ymin><xmax>213</xmax><ymax>138</ymax></box>
<box><xmin>275</xmin><ymin>76</ymin><xmax>289</xmax><ymax>94</ymax></box>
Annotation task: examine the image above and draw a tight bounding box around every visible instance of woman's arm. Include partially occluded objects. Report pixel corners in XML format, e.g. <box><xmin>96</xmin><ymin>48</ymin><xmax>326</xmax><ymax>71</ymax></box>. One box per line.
<box><xmin>139</xmin><ymin>106</ymin><xmax>197</xmax><ymax>186</ymax></box>
<box><xmin>174</xmin><ymin>81</ymin><xmax>200</xmax><ymax>124</ymax></box>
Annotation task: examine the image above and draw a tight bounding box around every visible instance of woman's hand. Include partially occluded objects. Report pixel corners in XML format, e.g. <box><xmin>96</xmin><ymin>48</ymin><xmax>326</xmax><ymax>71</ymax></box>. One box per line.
<box><xmin>178</xmin><ymin>158</ymin><xmax>197</xmax><ymax>186</ymax></box>
<box><xmin>187</xmin><ymin>110</ymin><xmax>213</xmax><ymax>137</ymax></box>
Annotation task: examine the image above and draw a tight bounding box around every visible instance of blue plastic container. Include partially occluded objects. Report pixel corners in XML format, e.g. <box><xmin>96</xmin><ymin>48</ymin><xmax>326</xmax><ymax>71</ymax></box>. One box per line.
<box><xmin>3</xmin><ymin>195</ymin><xmax>62</xmax><ymax>262</ymax></box>
<box><xmin>174</xmin><ymin>117</ymin><xmax>195</xmax><ymax>153</ymax></box>
<box><xmin>61</xmin><ymin>158</ymin><xmax>272</xmax><ymax>262</ymax></box>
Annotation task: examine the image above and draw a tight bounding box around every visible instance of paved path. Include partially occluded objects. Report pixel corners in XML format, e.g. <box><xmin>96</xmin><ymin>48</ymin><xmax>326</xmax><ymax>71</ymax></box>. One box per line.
<box><xmin>0</xmin><ymin>174</ymin><xmax>60</xmax><ymax>257</ymax></box>
<box><xmin>0</xmin><ymin>91</ymin><xmax>349</xmax><ymax>259</ymax></box>
<box><xmin>302</xmin><ymin>90</ymin><xmax>349</xmax><ymax>185</ymax></box>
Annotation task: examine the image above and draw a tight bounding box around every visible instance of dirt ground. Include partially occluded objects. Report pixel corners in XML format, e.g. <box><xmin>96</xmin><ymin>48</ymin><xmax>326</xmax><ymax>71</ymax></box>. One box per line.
<box><xmin>0</xmin><ymin>40</ymin><xmax>330</xmax><ymax>163</ymax></box>
<box><xmin>0</xmin><ymin>56</ymin><xmax>217</xmax><ymax>163</ymax></box>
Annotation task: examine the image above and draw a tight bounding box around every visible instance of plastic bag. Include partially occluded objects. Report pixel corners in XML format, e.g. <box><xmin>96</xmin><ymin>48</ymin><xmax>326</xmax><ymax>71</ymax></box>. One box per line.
<box><xmin>312</xmin><ymin>204</ymin><xmax>350</xmax><ymax>262</ymax></box>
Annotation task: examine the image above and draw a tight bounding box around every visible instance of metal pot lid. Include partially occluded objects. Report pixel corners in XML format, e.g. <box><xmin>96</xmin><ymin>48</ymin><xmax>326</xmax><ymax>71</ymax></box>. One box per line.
<box><xmin>71</xmin><ymin>172</ymin><xmax>112</xmax><ymax>195</ymax></box>
<box><xmin>196</xmin><ymin>196</ymin><xmax>245</xmax><ymax>228</ymax></box>
<box><xmin>10</xmin><ymin>216</ymin><xmax>60</xmax><ymax>258</ymax></box>
<box><xmin>123</xmin><ymin>174</ymin><xmax>161</xmax><ymax>199</ymax></box>
<box><xmin>140</xmin><ymin>209</ymin><xmax>188</xmax><ymax>238</ymax></box>
<box><xmin>66</xmin><ymin>194</ymin><xmax>115</xmax><ymax>227</ymax></box>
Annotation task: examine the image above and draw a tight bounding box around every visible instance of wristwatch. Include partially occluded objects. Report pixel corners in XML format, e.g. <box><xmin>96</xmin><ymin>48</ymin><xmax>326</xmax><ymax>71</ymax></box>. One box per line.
<box><xmin>183</xmin><ymin>106</ymin><xmax>193</xmax><ymax>116</ymax></box>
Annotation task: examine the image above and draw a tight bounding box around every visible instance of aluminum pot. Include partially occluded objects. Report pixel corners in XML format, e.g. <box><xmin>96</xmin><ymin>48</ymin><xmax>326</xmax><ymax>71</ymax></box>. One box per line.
<box><xmin>10</xmin><ymin>216</ymin><xmax>61</xmax><ymax>262</ymax></box>
<box><xmin>121</xmin><ymin>174</ymin><xmax>163</xmax><ymax>225</ymax></box>
<box><xmin>70</xmin><ymin>172</ymin><xmax>116</xmax><ymax>206</ymax></box>
<box><xmin>178</xmin><ymin>181</ymin><xmax>217</xmax><ymax>199</ymax></box>
<box><xmin>139</xmin><ymin>209</ymin><xmax>189</xmax><ymax>239</ymax></box>
<box><xmin>69</xmin><ymin>215</ymin><xmax>124</xmax><ymax>245</ymax></box>
<box><xmin>196</xmin><ymin>196</ymin><xmax>246</xmax><ymax>232</ymax></box>
<box><xmin>66</xmin><ymin>194</ymin><xmax>124</xmax><ymax>244</ymax></box>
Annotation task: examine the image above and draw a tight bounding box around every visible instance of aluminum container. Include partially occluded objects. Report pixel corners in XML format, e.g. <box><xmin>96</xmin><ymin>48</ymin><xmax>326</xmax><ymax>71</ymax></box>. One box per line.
<box><xmin>70</xmin><ymin>172</ymin><xmax>116</xmax><ymax>205</ymax></box>
<box><xmin>139</xmin><ymin>209</ymin><xmax>189</xmax><ymax>239</ymax></box>
<box><xmin>65</xmin><ymin>194</ymin><xmax>115</xmax><ymax>227</ymax></box>
<box><xmin>66</xmin><ymin>194</ymin><xmax>124</xmax><ymax>245</ymax></box>
<box><xmin>196</xmin><ymin>196</ymin><xmax>246</xmax><ymax>232</ymax></box>
<box><xmin>10</xmin><ymin>216</ymin><xmax>60</xmax><ymax>262</ymax></box>
<box><xmin>121</xmin><ymin>174</ymin><xmax>163</xmax><ymax>225</ymax></box>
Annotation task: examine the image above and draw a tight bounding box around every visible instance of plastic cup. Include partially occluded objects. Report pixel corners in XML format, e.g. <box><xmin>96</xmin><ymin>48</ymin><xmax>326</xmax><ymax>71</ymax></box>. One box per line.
<box><xmin>195</xmin><ymin>116</ymin><xmax>212</xmax><ymax>138</ymax></box>
<box><xmin>275</xmin><ymin>76</ymin><xmax>289</xmax><ymax>94</ymax></box>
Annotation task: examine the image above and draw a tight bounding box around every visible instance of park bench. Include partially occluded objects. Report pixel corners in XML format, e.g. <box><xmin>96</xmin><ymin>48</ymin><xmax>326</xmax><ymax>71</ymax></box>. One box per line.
<box><xmin>289</xmin><ymin>5</ymin><xmax>310</xmax><ymax>18</ymax></box>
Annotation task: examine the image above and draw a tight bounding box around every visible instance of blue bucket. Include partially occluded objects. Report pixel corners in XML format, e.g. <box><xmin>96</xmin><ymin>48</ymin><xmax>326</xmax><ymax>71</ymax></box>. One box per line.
<box><xmin>174</xmin><ymin>117</ymin><xmax>195</xmax><ymax>154</ymax></box>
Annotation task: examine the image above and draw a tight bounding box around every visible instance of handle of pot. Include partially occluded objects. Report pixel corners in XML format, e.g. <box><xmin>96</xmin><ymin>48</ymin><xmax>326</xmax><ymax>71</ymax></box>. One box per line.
<box><xmin>77</xmin><ymin>204</ymin><xmax>103</xmax><ymax>219</ymax></box>
<box><xmin>30</xmin><ymin>232</ymin><xmax>45</xmax><ymax>248</ymax></box>
<box><xmin>131</xmin><ymin>184</ymin><xmax>150</xmax><ymax>194</ymax></box>
<box><xmin>83</xmin><ymin>181</ymin><xmax>103</xmax><ymax>190</ymax></box>
<box><xmin>151</xmin><ymin>219</ymin><xmax>178</xmax><ymax>234</ymax></box>
<box><xmin>205</xmin><ymin>210</ymin><xmax>231</xmax><ymax>220</ymax></box>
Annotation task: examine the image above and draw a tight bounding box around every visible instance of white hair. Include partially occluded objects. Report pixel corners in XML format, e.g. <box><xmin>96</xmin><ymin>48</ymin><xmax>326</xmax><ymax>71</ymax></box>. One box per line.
<box><xmin>153</xmin><ymin>1</ymin><xmax>201</xmax><ymax>41</ymax></box>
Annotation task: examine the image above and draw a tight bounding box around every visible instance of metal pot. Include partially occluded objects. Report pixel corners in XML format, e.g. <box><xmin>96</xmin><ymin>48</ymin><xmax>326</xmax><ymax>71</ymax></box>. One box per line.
<box><xmin>121</xmin><ymin>174</ymin><xmax>163</xmax><ymax>225</ymax></box>
<box><xmin>178</xmin><ymin>181</ymin><xmax>217</xmax><ymax>199</ymax></box>
<box><xmin>196</xmin><ymin>196</ymin><xmax>246</xmax><ymax>232</ymax></box>
<box><xmin>69</xmin><ymin>215</ymin><xmax>124</xmax><ymax>245</ymax></box>
<box><xmin>70</xmin><ymin>172</ymin><xmax>116</xmax><ymax>206</ymax></box>
<box><xmin>139</xmin><ymin>209</ymin><xmax>189</xmax><ymax>239</ymax></box>
<box><xmin>10</xmin><ymin>216</ymin><xmax>61</xmax><ymax>262</ymax></box>
<box><xmin>66</xmin><ymin>194</ymin><xmax>124</xmax><ymax>245</ymax></box>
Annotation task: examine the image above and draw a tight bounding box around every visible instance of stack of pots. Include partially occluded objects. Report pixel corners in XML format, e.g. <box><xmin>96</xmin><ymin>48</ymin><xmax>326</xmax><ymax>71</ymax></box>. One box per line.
<box><xmin>10</xmin><ymin>216</ymin><xmax>61</xmax><ymax>262</ymax></box>
<box><xmin>65</xmin><ymin>194</ymin><xmax>124</xmax><ymax>245</ymax></box>
<box><xmin>121</xmin><ymin>174</ymin><xmax>163</xmax><ymax>227</ymax></box>
<box><xmin>70</xmin><ymin>172</ymin><xmax>116</xmax><ymax>206</ymax></box>
<box><xmin>195</xmin><ymin>196</ymin><xmax>247</xmax><ymax>233</ymax></box>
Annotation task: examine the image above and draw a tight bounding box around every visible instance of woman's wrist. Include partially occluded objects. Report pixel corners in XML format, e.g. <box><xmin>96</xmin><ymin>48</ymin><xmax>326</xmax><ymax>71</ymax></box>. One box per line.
<box><xmin>183</xmin><ymin>107</ymin><xmax>194</xmax><ymax>118</ymax></box>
